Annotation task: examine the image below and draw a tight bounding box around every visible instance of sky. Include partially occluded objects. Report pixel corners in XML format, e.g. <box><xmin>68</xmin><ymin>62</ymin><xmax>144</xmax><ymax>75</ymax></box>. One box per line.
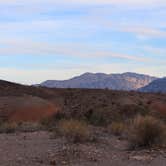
<box><xmin>0</xmin><ymin>0</ymin><xmax>165</xmax><ymax>84</ymax></box>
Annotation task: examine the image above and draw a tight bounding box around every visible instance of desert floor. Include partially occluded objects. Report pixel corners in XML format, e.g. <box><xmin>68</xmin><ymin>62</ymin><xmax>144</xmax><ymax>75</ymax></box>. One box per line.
<box><xmin>0</xmin><ymin>131</ymin><xmax>166</xmax><ymax>166</ymax></box>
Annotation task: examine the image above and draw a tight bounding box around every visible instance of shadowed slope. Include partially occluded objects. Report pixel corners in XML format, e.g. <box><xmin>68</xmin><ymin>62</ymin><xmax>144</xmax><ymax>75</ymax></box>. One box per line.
<box><xmin>0</xmin><ymin>80</ymin><xmax>60</xmax><ymax>122</ymax></box>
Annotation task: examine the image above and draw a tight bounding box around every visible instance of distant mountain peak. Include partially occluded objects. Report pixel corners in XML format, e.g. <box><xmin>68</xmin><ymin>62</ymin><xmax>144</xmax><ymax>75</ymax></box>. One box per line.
<box><xmin>80</xmin><ymin>72</ymin><xmax>107</xmax><ymax>76</ymax></box>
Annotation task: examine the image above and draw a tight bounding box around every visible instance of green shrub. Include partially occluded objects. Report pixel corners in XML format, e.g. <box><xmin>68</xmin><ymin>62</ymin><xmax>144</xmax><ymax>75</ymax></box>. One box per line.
<box><xmin>128</xmin><ymin>116</ymin><xmax>166</xmax><ymax>149</ymax></box>
<box><xmin>86</xmin><ymin>109</ymin><xmax>110</xmax><ymax>126</ymax></box>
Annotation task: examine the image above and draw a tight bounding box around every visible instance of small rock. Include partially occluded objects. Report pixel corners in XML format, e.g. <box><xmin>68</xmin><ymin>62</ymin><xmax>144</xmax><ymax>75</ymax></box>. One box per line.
<box><xmin>61</xmin><ymin>161</ymin><xmax>67</xmax><ymax>165</ymax></box>
<box><xmin>131</xmin><ymin>155</ymin><xmax>153</xmax><ymax>161</ymax></box>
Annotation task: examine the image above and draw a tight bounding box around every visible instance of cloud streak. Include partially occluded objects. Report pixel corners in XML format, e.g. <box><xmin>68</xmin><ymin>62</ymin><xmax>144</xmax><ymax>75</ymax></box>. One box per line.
<box><xmin>120</xmin><ymin>26</ymin><xmax>166</xmax><ymax>39</ymax></box>
<box><xmin>0</xmin><ymin>39</ymin><xmax>150</xmax><ymax>62</ymax></box>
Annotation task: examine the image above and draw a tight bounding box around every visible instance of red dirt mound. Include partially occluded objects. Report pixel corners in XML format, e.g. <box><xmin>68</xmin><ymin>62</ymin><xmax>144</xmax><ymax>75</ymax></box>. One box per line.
<box><xmin>150</xmin><ymin>101</ymin><xmax>166</xmax><ymax>118</ymax></box>
<box><xmin>0</xmin><ymin>96</ymin><xmax>59</xmax><ymax>122</ymax></box>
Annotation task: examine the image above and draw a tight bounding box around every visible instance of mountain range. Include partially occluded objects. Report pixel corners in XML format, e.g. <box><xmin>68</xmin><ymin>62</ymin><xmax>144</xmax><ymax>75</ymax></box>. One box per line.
<box><xmin>39</xmin><ymin>72</ymin><xmax>157</xmax><ymax>91</ymax></box>
<box><xmin>140</xmin><ymin>77</ymin><xmax>166</xmax><ymax>93</ymax></box>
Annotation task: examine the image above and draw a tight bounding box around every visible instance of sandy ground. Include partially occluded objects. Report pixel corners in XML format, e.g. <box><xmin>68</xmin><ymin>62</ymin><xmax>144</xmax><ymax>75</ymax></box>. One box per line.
<box><xmin>0</xmin><ymin>131</ymin><xmax>166</xmax><ymax>166</ymax></box>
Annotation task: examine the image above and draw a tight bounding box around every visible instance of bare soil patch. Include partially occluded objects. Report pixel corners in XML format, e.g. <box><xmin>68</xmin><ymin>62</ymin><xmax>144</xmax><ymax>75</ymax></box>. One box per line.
<box><xmin>0</xmin><ymin>131</ymin><xmax>166</xmax><ymax>166</ymax></box>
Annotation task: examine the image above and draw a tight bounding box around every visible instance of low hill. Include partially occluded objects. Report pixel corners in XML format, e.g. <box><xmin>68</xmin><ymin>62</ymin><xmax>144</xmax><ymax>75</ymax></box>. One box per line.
<box><xmin>140</xmin><ymin>77</ymin><xmax>166</xmax><ymax>93</ymax></box>
<box><xmin>0</xmin><ymin>79</ymin><xmax>166</xmax><ymax>122</ymax></box>
<box><xmin>0</xmin><ymin>80</ymin><xmax>60</xmax><ymax>122</ymax></box>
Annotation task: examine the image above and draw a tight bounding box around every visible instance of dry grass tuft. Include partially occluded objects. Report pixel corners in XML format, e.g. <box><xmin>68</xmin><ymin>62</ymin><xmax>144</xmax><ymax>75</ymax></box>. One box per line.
<box><xmin>0</xmin><ymin>122</ymin><xmax>43</xmax><ymax>133</ymax></box>
<box><xmin>57</xmin><ymin>119</ymin><xmax>91</xmax><ymax>143</ymax></box>
<box><xmin>127</xmin><ymin>116</ymin><xmax>166</xmax><ymax>149</ymax></box>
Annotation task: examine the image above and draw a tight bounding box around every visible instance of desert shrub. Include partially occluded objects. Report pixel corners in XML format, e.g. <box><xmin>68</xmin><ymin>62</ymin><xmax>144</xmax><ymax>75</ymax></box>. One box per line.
<box><xmin>109</xmin><ymin>121</ymin><xmax>126</xmax><ymax>136</ymax></box>
<box><xmin>17</xmin><ymin>122</ymin><xmax>42</xmax><ymax>132</ymax></box>
<box><xmin>57</xmin><ymin>119</ymin><xmax>91</xmax><ymax>143</ymax></box>
<box><xmin>86</xmin><ymin>109</ymin><xmax>110</xmax><ymax>126</ymax></box>
<box><xmin>127</xmin><ymin>116</ymin><xmax>166</xmax><ymax>149</ymax></box>
<box><xmin>121</xmin><ymin>104</ymin><xmax>149</xmax><ymax>119</ymax></box>
<box><xmin>40</xmin><ymin>117</ymin><xmax>56</xmax><ymax>130</ymax></box>
<box><xmin>41</xmin><ymin>112</ymin><xmax>66</xmax><ymax>131</ymax></box>
<box><xmin>138</xmin><ymin>100</ymin><xmax>143</xmax><ymax>106</ymax></box>
<box><xmin>137</xmin><ymin>106</ymin><xmax>150</xmax><ymax>116</ymax></box>
<box><xmin>0</xmin><ymin>123</ymin><xmax>17</xmax><ymax>133</ymax></box>
<box><xmin>0</xmin><ymin>122</ymin><xmax>43</xmax><ymax>134</ymax></box>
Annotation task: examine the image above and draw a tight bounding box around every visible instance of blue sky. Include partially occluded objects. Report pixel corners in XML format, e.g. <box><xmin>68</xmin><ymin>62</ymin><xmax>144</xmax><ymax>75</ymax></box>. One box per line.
<box><xmin>0</xmin><ymin>0</ymin><xmax>165</xmax><ymax>84</ymax></box>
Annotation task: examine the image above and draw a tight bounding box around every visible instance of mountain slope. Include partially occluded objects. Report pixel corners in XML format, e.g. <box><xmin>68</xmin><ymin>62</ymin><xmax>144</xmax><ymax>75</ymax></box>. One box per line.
<box><xmin>0</xmin><ymin>79</ymin><xmax>59</xmax><ymax>122</ymax></box>
<box><xmin>140</xmin><ymin>77</ymin><xmax>166</xmax><ymax>93</ymax></box>
<box><xmin>40</xmin><ymin>72</ymin><xmax>157</xmax><ymax>90</ymax></box>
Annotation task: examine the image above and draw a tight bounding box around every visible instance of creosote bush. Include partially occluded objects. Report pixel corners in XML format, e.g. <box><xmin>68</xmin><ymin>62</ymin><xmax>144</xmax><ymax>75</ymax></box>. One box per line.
<box><xmin>86</xmin><ymin>109</ymin><xmax>111</xmax><ymax>126</ymax></box>
<box><xmin>110</xmin><ymin>121</ymin><xmax>126</xmax><ymax>136</ymax></box>
<box><xmin>57</xmin><ymin>119</ymin><xmax>91</xmax><ymax>143</ymax></box>
<box><xmin>17</xmin><ymin>122</ymin><xmax>42</xmax><ymax>132</ymax></box>
<box><xmin>40</xmin><ymin>112</ymin><xmax>66</xmax><ymax>131</ymax></box>
<box><xmin>128</xmin><ymin>116</ymin><xmax>166</xmax><ymax>149</ymax></box>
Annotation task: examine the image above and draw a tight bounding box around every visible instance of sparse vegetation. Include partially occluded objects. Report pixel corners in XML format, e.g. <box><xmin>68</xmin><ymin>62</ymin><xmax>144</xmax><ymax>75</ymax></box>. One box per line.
<box><xmin>0</xmin><ymin>84</ymin><xmax>166</xmax><ymax>165</ymax></box>
<box><xmin>109</xmin><ymin>121</ymin><xmax>126</xmax><ymax>136</ymax></box>
<box><xmin>0</xmin><ymin>122</ymin><xmax>43</xmax><ymax>133</ymax></box>
<box><xmin>40</xmin><ymin>112</ymin><xmax>67</xmax><ymax>131</ymax></box>
<box><xmin>0</xmin><ymin>122</ymin><xmax>17</xmax><ymax>133</ymax></box>
<box><xmin>121</xmin><ymin>104</ymin><xmax>150</xmax><ymax>119</ymax></box>
<box><xmin>17</xmin><ymin>122</ymin><xmax>42</xmax><ymax>132</ymax></box>
<box><xmin>86</xmin><ymin>108</ymin><xmax>111</xmax><ymax>126</ymax></box>
<box><xmin>57</xmin><ymin>119</ymin><xmax>91</xmax><ymax>143</ymax></box>
<box><xmin>40</xmin><ymin>117</ymin><xmax>57</xmax><ymax>131</ymax></box>
<box><xmin>127</xmin><ymin>116</ymin><xmax>166</xmax><ymax>149</ymax></box>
